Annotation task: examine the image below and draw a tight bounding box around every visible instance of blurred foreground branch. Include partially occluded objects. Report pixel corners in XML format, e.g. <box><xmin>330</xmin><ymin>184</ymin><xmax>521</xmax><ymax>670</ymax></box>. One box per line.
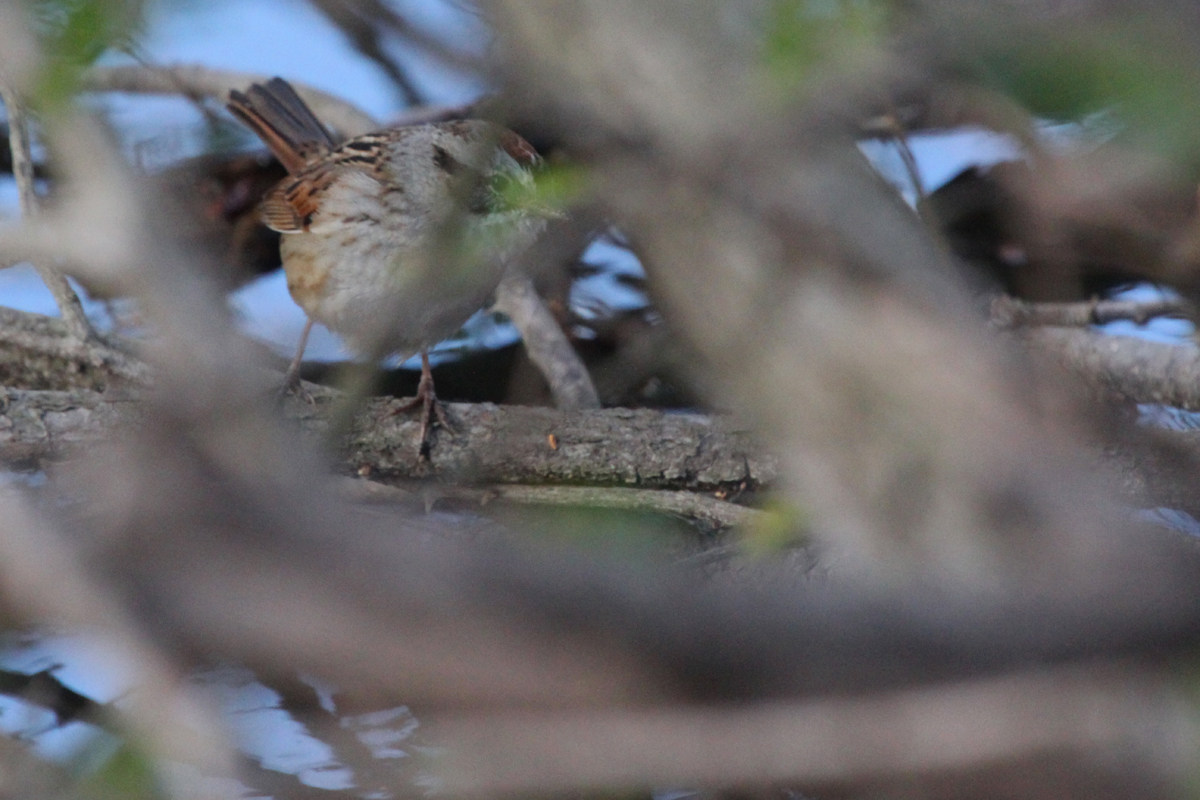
<box><xmin>432</xmin><ymin>663</ymin><xmax>1194</xmax><ymax>798</ymax></box>
<box><xmin>9</xmin><ymin>2</ymin><xmax>1200</xmax><ymax>798</ymax></box>
<box><xmin>481</xmin><ymin>0</ymin><xmax>1178</xmax><ymax>587</ymax></box>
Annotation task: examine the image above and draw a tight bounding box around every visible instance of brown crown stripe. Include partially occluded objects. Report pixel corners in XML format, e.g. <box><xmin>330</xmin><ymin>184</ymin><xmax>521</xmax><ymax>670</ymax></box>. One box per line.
<box><xmin>500</xmin><ymin>131</ymin><xmax>541</xmax><ymax>166</ymax></box>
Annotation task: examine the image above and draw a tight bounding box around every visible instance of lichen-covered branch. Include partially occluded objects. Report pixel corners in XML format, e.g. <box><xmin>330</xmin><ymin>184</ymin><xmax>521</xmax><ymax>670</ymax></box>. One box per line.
<box><xmin>345</xmin><ymin>478</ymin><xmax>766</xmax><ymax>530</ymax></box>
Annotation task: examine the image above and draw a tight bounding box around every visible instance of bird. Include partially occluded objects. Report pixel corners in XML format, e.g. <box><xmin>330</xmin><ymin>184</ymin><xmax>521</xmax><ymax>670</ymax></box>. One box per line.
<box><xmin>226</xmin><ymin>77</ymin><xmax>547</xmax><ymax>452</ymax></box>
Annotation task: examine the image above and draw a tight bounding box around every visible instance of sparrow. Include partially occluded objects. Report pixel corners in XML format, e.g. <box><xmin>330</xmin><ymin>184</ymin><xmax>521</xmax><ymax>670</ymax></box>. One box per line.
<box><xmin>226</xmin><ymin>78</ymin><xmax>546</xmax><ymax>451</ymax></box>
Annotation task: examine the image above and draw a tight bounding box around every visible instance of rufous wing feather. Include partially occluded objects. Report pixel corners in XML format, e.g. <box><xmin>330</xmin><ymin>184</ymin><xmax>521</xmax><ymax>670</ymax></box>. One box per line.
<box><xmin>260</xmin><ymin>186</ymin><xmax>305</xmax><ymax>233</ymax></box>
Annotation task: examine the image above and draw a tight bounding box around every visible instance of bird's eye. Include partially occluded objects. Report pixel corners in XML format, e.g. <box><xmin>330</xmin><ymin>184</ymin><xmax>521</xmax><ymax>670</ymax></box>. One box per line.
<box><xmin>432</xmin><ymin>145</ymin><xmax>462</xmax><ymax>175</ymax></box>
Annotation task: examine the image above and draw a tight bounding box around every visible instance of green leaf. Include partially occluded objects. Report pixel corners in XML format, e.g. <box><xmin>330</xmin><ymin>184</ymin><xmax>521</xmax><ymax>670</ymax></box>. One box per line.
<box><xmin>77</xmin><ymin>742</ymin><xmax>165</xmax><ymax>800</ymax></box>
<box><xmin>741</xmin><ymin>497</ymin><xmax>809</xmax><ymax>553</ymax></box>
<box><xmin>491</xmin><ymin>162</ymin><xmax>589</xmax><ymax>218</ymax></box>
<box><xmin>28</xmin><ymin>0</ymin><xmax>145</xmax><ymax>110</ymax></box>
<box><xmin>762</xmin><ymin>0</ymin><xmax>893</xmax><ymax>94</ymax></box>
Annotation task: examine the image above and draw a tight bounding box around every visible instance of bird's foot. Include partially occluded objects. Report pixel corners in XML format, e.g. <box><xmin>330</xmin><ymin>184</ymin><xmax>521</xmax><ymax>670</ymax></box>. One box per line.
<box><xmin>391</xmin><ymin>363</ymin><xmax>451</xmax><ymax>459</ymax></box>
<box><xmin>278</xmin><ymin>319</ymin><xmax>317</xmax><ymax>404</ymax></box>
<box><xmin>277</xmin><ymin>362</ymin><xmax>316</xmax><ymax>405</ymax></box>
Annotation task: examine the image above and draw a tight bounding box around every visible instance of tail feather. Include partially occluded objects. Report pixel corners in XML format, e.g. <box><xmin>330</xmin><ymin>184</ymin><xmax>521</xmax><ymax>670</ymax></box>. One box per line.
<box><xmin>227</xmin><ymin>78</ymin><xmax>337</xmax><ymax>175</ymax></box>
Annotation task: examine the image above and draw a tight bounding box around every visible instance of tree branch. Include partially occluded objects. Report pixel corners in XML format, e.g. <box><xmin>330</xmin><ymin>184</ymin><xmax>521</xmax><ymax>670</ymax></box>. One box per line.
<box><xmin>493</xmin><ymin>273</ymin><xmax>600</xmax><ymax>410</ymax></box>
<box><xmin>0</xmin><ymin>307</ymin><xmax>148</xmax><ymax>391</ymax></box>
<box><xmin>0</xmin><ymin>382</ymin><xmax>773</xmax><ymax>495</ymax></box>
<box><xmin>1022</xmin><ymin>326</ymin><xmax>1200</xmax><ymax>411</ymax></box>
<box><xmin>991</xmin><ymin>295</ymin><xmax>1191</xmax><ymax>329</ymax></box>
<box><xmin>81</xmin><ymin>65</ymin><xmax>379</xmax><ymax>136</ymax></box>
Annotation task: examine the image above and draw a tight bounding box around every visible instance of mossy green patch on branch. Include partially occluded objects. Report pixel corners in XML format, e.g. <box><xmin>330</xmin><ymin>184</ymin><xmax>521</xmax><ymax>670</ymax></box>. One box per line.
<box><xmin>761</xmin><ymin>0</ymin><xmax>894</xmax><ymax>97</ymax></box>
<box><xmin>741</xmin><ymin>496</ymin><xmax>809</xmax><ymax>553</ymax></box>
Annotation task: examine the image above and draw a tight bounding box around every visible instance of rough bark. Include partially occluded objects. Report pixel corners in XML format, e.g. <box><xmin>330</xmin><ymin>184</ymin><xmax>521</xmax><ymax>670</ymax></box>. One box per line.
<box><xmin>9</xmin><ymin>304</ymin><xmax>1200</xmax><ymax>517</ymax></box>
<box><xmin>0</xmin><ymin>383</ymin><xmax>773</xmax><ymax>492</ymax></box>
<box><xmin>1023</xmin><ymin>326</ymin><xmax>1200</xmax><ymax>411</ymax></box>
<box><xmin>0</xmin><ymin>306</ymin><xmax>147</xmax><ymax>392</ymax></box>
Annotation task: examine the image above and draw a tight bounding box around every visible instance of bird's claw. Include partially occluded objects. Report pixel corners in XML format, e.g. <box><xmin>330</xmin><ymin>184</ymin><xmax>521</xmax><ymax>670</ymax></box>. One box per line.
<box><xmin>391</xmin><ymin>362</ymin><xmax>452</xmax><ymax>459</ymax></box>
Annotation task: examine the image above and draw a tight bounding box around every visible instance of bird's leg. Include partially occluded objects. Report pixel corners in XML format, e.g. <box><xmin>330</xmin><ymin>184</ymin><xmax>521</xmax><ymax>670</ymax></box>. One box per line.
<box><xmin>280</xmin><ymin>318</ymin><xmax>315</xmax><ymax>401</ymax></box>
<box><xmin>392</xmin><ymin>349</ymin><xmax>451</xmax><ymax>458</ymax></box>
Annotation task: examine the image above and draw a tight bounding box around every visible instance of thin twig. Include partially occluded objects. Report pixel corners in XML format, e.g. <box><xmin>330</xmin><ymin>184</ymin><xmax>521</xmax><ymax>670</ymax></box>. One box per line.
<box><xmin>121</xmin><ymin>45</ymin><xmax>226</xmax><ymax>130</ymax></box>
<box><xmin>0</xmin><ymin>83</ymin><xmax>95</xmax><ymax>342</ymax></box>
<box><xmin>0</xmin><ymin>666</ymin><xmax>110</xmax><ymax>728</ymax></box>
<box><xmin>882</xmin><ymin>110</ymin><xmax>927</xmax><ymax>211</ymax></box>
<box><xmin>308</xmin><ymin>0</ymin><xmax>481</xmax><ymax>75</ymax></box>
<box><xmin>308</xmin><ymin>0</ymin><xmax>427</xmax><ymax>107</ymax></box>
<box><xmin>991</xmin><ymin>294</ymin><xmax>1191</xmax><ymax>329</ymax></box>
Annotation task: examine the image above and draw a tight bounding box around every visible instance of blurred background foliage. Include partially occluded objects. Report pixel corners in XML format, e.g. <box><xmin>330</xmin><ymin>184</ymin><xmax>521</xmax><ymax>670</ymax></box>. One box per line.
<box><xmin>757</xmin><ymin>0</ymin><xmax>1200</xmax><ymax>172</ymax></box>
<box><xmin>31</xmin><ymin>0</ymin><xmax>146</xmax><ymax>109</ymax></box>
<box><xmin>761</xmin><ymin>0</ymin><xmax>894</xmax><ymax>96</ymax></box>
<box><xmin>973</xmin><ymin>23</ymin><xmax>1200</xmax><ymax>164</ymax></box>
